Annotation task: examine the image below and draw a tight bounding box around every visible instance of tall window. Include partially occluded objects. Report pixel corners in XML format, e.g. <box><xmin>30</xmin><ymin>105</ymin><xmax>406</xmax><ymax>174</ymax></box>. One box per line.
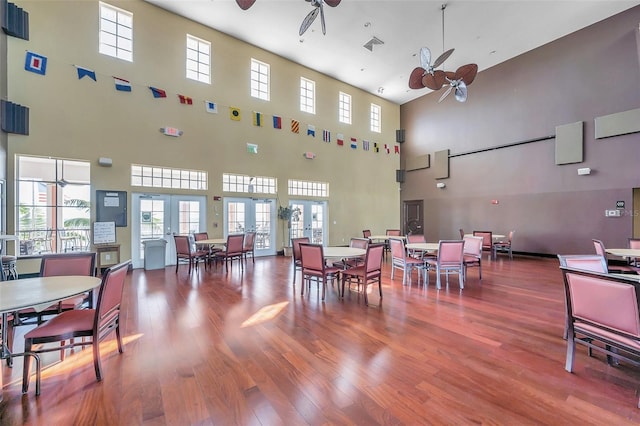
<box><xmin>300</xmin><ymin>77</ymin><xmax>315</xmax><ymax>114</ymax></box>
<box><xmin>338</xmin><ymin>92</ymin><xmax>352</xmax><ymax>124</ymax></box>
<box><xmin>17</xmin><ymin>156</ymin><xmax>91</xmax><ymax>255</ymax></box>
<box><xmin>99</xmin><ymin>2</ymin><xmax>133</xmax><ymax>62</ymax></box>
<box><xmin>251</xmin><ymin>58</ymin><xmax>270</xmax><ymax>100</ymax></box>
<box><xmin>371</xmin><ymin>103</ymin><xmax>381</xmax><ymax>133</ymax></box>
<box><xmin>186</xmin><ymin>34</ymin><xmax>211</xmax><ymax>84</ymax></box>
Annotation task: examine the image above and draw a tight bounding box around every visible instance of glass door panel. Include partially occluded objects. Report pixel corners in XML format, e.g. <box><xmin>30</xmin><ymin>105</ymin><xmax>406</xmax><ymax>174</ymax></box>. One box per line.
<box><xmin>224</xmin><ymin>197</ymin><xmax>276</xmax><ymax>256</ymax></box>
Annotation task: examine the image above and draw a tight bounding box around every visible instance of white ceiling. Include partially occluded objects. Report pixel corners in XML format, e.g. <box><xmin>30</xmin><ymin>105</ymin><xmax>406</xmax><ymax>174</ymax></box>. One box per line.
<box><xmin>145</xmin><ymin>0</ymin><xmax>640</xmax><ymax>105</ymax></box>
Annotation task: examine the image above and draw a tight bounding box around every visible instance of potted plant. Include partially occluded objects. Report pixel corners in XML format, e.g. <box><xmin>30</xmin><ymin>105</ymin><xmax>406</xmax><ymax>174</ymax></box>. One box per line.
<box><xmin>278</xmin><ymin>205</ymin><xmax>300</xmax><ymax>256</ymax></box>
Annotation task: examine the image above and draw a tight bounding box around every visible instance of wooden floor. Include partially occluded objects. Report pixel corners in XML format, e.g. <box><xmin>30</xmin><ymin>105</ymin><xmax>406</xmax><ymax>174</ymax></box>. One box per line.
<box><xmin>1</xmin><ymin>253</ymin><xmax>640</xmax><ymax>425</ymax></box>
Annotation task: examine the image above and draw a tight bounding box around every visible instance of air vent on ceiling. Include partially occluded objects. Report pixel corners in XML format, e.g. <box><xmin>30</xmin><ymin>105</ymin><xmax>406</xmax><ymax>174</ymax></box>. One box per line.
<box><xmin>363</xmin><ymin>36</ymin><xmax>384</xmax><ymax>52</ymax></box>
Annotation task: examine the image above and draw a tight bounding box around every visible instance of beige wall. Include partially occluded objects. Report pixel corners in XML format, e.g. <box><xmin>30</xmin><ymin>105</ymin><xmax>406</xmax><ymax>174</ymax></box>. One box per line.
<box><xmin>6</xmin><ymin>0</ymin><xmax>400</xmax><ymax>265</ymax></box>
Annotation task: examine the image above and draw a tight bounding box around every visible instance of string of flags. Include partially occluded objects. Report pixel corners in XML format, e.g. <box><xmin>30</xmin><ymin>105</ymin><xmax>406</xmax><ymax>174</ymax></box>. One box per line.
<box><xmin>25</xmin><ymin>50</ymin><xmax>400</xmax><ymax>155</ymax></box>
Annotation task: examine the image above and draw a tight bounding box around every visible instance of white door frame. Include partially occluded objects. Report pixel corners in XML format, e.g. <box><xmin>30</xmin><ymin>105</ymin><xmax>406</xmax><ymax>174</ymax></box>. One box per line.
<box><xmin>289</xmin><ymin>200</ymin><xmax>328</xmax><ymax>245</ymax></box>
<box><xmin>223</xmin><ymin>197</ymin><xmax>277</xmax><ymax>257</ymax></box>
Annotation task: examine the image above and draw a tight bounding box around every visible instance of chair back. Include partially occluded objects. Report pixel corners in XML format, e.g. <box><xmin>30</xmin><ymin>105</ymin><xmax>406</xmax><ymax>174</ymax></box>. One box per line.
<box><xmin>365</xmin><ymin>244</ymin><xmax>385</xmax><ymax>274</ymax></box>
<box><xmin>300</xmin><ymin>243</ymin><xmax>324</xmax><ymax>272</ymax></box>
<box><xmin>174</xmin><ymin>235</ymin><xmax>191</xmax><ymax>255</ymax></box>
<box><xmin>561</xmin><ymin>267</ymin><xmax>640</xmax><ymax>339</ymax></box>
<box><xmin>473</xmin><ymin>231</ymin><xmax>493</xmax><ymax>250</ymax></box>
<box><xmin>407</xmin><ymin>234</ymin><xmax>426</xmax><ymax>243</ymax></box>
<box><xmin>362</xmin><ymin>230</ymin><xmax>371</xmax><ymax>239</ymax></box>
<box><xmin>459</xmin><ymin>228</ymin><xmax>465</xmax><ymax>239</ymax></box>
<box><xmin>558</xmin><ymin>254</ymin><xmax>608</xmax><ymax>273</ymax></box>
<box><xmin>592</xmin><ymin>239</ymin><xmax>606</xmax><ymax>256</ymax></box>
<box><xmin>349</xmin><ymin>238</ymin><xmax>369</xmax><ymax>249</ymax></box>
<box><xmin>243</xmin><ymin>231</ymin><xmax>256</xmax><ymax>250</ymax></box>
<box><xmin>629</xmin><ymin>238</ymin><xmax>640</xmax><ymax>249</ymax></box>
<box><xmin>437</xmin><ymin>240</ymin><xmax>465</xmax><ymax>266</ymax></box>
<box><xmin>194</xmin><ymin>232</ymin><xmax>208</xmax><ymax>241</ymax></box>
<box><xmin>463</xmin><ymin>236</ymin><xmax>483</xmax><ymax>257</ymax></box>
<box><xmin>94</xmin><ymin>260</ymin><xmax>130</xmax><ymax>332</ymax></box>
<box><xmin>226</xmin><ymin>234</ymin><xmax>245</xmax><ymax>255</ymax></box>
<box><xmin>292</xmin><ymin>237</ymin><xmax>309</xmax><ymax>262</ymax></box>
<box><xmin>506</xmin><ymin>231</ymin><xmax>514</xmax><ymax>243</ymax></box>
<box><xmin>389</xmin><ymin>238</ymin><xmax>406</xmax><ymax>260</ymax></box>
<box><xmin>386</xmin><ymin>229</ymin><xmax>401</xmax><ymax>236</ymax></box>
<box><xmin>40</xmin><ymin>252</ymin><xmax>96</xmax><ymax>277</ymax></box>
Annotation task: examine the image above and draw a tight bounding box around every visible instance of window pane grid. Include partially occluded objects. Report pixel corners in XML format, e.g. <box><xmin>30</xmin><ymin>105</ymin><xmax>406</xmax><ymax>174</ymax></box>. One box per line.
<box><xmin>300</xmin><ymin>77</ymin><xmax>315</xmax><ymax>114</ymax></box>
<box><xmin>186</xmin><ymin>35</ymin><xmax>211</xmax><ymax>84</ymax></box>
<box><xmin>222</xmin><ymin>173</ymin><xmax>276</xmax><ymax>194</ymax></box>
<box><xmin>99</xmin><ymin>2</ymin><xmax>133</xmax><ymax>62</ymax></box>
<box><xmin>250</xmin><ymin>59</ymin><xmax>270</xmax><ymax>101</ymax></box>
<box><xmin>371</xmin><ymin>103</ymin><xmax>381</xmax><ymax>133</ymax></box>
<box><xmin>288</xmin><ymin>180</ymin><xmax>329</xmax><ymax>197</ymax></box>
<box><xmin>339</xmin><ymin>92</ymin><xmax>352</xmax><ymax>124</ymax></box>
<box><xmin>131</xmin><ymin>164</ymin><xmax>208</xmax><ymax>190</ymax></box>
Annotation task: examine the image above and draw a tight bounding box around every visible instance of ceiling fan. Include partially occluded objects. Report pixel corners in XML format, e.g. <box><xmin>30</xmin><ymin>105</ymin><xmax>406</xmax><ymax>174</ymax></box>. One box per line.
<box><xmin>407</xmin><ymin>4</ymin><xmax>478</xmax><ymax>102</ymax></box>
<box><xmin>235</xmin><ymin>0</ymin><xmax>342</xmax><ymax>36</ymax></box>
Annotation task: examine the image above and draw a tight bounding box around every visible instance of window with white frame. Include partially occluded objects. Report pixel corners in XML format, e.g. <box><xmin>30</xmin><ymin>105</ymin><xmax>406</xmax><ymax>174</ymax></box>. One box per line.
<box><xmin>250</xmin><ymin>58</ymin><xmax>270</xmax><ymax>100</ymax></box>
<box><xmin>300</xmin><ymin>77</ymin><xmax>315</xmax><ymax>114</ymax></box>
<box><xmin>370</xmin><ymin>103</ymin><xmax>381</xmax><ymax>133</ymax></box>
<box><xmin>288</xmin><ymin>180</ymin><xmax>329</xmax><ymax>197</ymax></box>
<box><xmin>338</xmin><ymin>92</ymin><xmax>352</xmax><ymax>124</ymax></box>
<box><xmin>131</xmin><ymin>164</ymin><xmax>208</xmax><ymax>190</ymax></box>
<box><xmin>222</xmin><ymin>174</ymin><xmax>277</xmax><ymax>194</ymax></box>
<box><xmin>99</xmin><ymin>2</ymin><xmax>133</xmax><ymax>62</ymax></box>
<box><xmin>16</xmin><ymin>156</ymin><xmax>91</xmax><ymax>255</ymax></box>
<box><xmin>186</xmin><ymin>34</ymin><xmax>211</xmax><ymax>84</ymax></box>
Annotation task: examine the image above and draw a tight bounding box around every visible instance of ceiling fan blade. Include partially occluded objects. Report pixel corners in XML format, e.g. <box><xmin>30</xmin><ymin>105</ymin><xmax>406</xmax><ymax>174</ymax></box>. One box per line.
<box><xmin>444</xmin><ymin>70</ymin><xmax>456</xmax><ymax>80</ymax></box>
<box><xmin>419</xmin><ymin>47</ymin><xmax>431</xmax><ymax>71</ymax></box>
<box><xmin>454</xmin><ymin>81</ymin><xmax>468</xmax><ymax>102</ymax></box>
<box><xmin>235</xmin><ymin>0</ymin><xmax>256</xmax><ymax>10</ymax></box>
<box><xmin>299</xmin><ymin>7</ymin><xmax>319</xmax><ymax>36</ymax></box>
<box><xmin>409</xmin><ymin>67</ymin><xmax>427</xmax><ymax>89</ymax></box>
<box><xmin>431</xmin><ymin>48</ymin><xmax>455</xmax><ymax>69</ymax></box>
<box><xmin>456</xmin><ymin>64</ymin><xmax>478</xmax><ymax>85</ymax></box>
<box><xmin>423</xmin><ymin>70</ymin><xmax>447</xmax><ymax>91</ymax></box>
<box><xmin>324</xmin><ymin>0</ymin><xmax>341</xmax><ymax>7</ymax></box>
<box><xmin>438</xmin><ymin>86</ymin><xmax>453</xmax><ymax>103</ymax></box>
<box><xmin>319</xmin><ymin>3</ymin><xmax>326</xmax><ymax>35</ymax></box>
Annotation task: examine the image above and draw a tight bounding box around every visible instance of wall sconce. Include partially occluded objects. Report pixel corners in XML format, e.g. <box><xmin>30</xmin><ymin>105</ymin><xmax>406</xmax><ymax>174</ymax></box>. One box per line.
<box><xmin>436</xmin><ymin>182</ymin><xmax>446</xmax><ymax>189</ymax></box>
<box><xmin>577</xmin><ymin>167</ymin><xmax>591</xmax><ymax>175</ymax></box>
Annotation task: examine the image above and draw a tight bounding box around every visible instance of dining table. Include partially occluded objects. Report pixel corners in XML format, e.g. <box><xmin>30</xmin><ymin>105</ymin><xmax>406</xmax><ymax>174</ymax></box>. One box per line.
<box><xmin>0</xmin><ymin>275</ymin><xmax>102</xmax><ymax>398</ymax></box>
<box><xmin>196</xmin><ymin>238</ymin><xmax>227</xmax><ymax>246</ymax></box>
<box><xmin>465</xmin><ymin>233</ymin><xmax>506</xmax><ymax>241</ymax></box>
<box><xmin>369</xmin><ymin>235</ymin><xmax>406</xmax><ymax>242</ymax></box>
<box><xmin>323</xmin><ymin>246</ymin><xmax>366</xmax><ymax>260</ymax></box>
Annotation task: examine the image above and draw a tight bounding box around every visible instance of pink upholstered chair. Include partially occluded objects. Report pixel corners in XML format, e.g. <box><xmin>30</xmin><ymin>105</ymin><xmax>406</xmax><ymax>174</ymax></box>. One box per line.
<box><xmin>473</xmin><ymin>231</ymin><xmax>493</xmax><ymax>260</ymax></box>
<box><xmin>242</xmin><ymin>231</ymin><xmax>256</xmax><ymax>263</ymax></box>
<box><xmin>424</xmin><ymin>240</ymin><xmax>465</xmax><ymax>290</ymax></box>
<box><xmin>213</xmin><ymin>234</ymin><xmax>245</xmax><ymax>271</ymax></box>
<box><xmin>628</xmin><ymin>238</ymin><xmax>640</xmax><ymax>267</ymax></box>
<box><xmin>406</xmin><ymin>234</ymin><xmax>427</xmax><ymax>259</ymax></box>
<box><xmin>291</xmin><ymin>237</ymin><xmax>310</xmax><ymax>283</ymax></box>
<box><xmin>389</xmin><ymin>237</ymin><xmax>423</xmax><ymax>286</ymax></box>
<box><xmin>194</xmin><ymin>232</ymin><xmax>221</xmax><ymax>266</ymax></box>
<box><xmin>462</xmin><ymin>235</ymin><xmax>483</xmax><ymax>281</ymax></box>
<box><xmin>561</xmin><ymin>266</ymin><xmax>640</xmax><ymax>408</ymax></box>
<box><xmin>493</xmin><ymin>230</ymin><xmax>515</xmax><ymax>260</ymax></box>
<box><xmin>340</xmin><ymin>243</ymin><xmax>385</xmax><ymax>305</ymax></box>
<box><xmin>299</xmin><ymin>243</ymin><xmax>341</xmax><ymax>300</ymax></box>
<box><xmin>22</xmin><ymin>260</ymin><xmax>131</xmax><ymax>395</ymax></box>
<box><xmin>174</xmin><ymin>235</ymin><xmax>209</xmax><ymax>274</ymax></box>
<box><xmin>333</xmin><ymin>237</ymin><xmax>369</xmax><ymax>269</ymax></box>
<box><xmin>593</xmin><ymin>239</ymin><xmax>637</xmax><ymax>274</ymax></box>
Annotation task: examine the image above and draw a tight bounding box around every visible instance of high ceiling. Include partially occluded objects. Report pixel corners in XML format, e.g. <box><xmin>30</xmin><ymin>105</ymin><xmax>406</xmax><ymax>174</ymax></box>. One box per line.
<box><xmin>145</xmin><ymin>0</ymin><xmax>640</xmax><ymax>105</ymax></box>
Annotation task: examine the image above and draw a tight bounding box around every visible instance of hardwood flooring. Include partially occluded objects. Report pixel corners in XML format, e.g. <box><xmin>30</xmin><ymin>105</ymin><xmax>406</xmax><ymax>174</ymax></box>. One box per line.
<box><xmin>2</xmin><ymin>254</ymin><xmax>640</xmax><ymax>425</ymax></box>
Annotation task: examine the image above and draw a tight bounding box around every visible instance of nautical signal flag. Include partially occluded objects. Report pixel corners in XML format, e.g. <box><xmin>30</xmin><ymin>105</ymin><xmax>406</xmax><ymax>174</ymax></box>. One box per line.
<box><xmin>291</xmin><ymin>119</ymin><xmax>300</xmax><ymax>133</ymax></box>
<box><xmin>253</xmin><ymin>111</ymin><xmax>264</xmax><ymax>127</ymax></box>
<box><xmin>322</xmin><ymin>130</ymin><xmax>330</xmax><ymax>143</ymax></box>
<box><xmin>395</xmin><ymin>145</ymin><xmax>400</xmax><ymax>154</ymax></box>
<box><xmin>337</xmin><ymin>134</ymin><xmax>344</xmax><ymax>146</ymax></box>
<box><xmin>384</xmin><ymin>144</ymin><xmax>390</xmax><ymax>154</ymax></box>
<box><xmin>205</xmin><ymin>101</ymin><xmax>218</xmax><ymax>113</ymax></box>
<box><xmin>350</xmin><ymin>137</ymin><xmax>357</xmax><ymax>149</ymax></box>
<box><xmin>273</xmin><ymin>115</ymin><xmax>282</xmax><ymax>129</ymax></box>
<box><xmin>374</xmin><ymin>143</ymin><xmax>379</xmax><ymax>153</ymax></box>
<box><xmin>149</xmin><ymin>87</ymin><xmax>167</xmax><ymax>98</ymax></box>
<box><xmin>24</xmin><ymin>51</ymin><xmax>47</xmax><ymax>75</ymax></box>
<box><xmin>363</xmin><ymin>140</ymin><xmax>370</xmax><ymax>151</ymax></box>
<box><xmin>76</xmin><ymin>66</ymin><xmax>96</xmax><ymax>81</ymax></box>
<box><xmin>307</xmin><ymin>125</ymin><xmax>315</xmax><ymax>137</ymax></box>
<box><xmin>114</xmin><ymin>77</ymin><xmax>131</xmax><ymax>92</ymax></box>
<box><xmin>230</xmin><ymin>107</ymin><xmax>241</xmax><ymax>121</ymax></box>
<box><xmin>178</xmin><ymin>94</ymin><xmax>193</xmax><ymax>105</ymax></box>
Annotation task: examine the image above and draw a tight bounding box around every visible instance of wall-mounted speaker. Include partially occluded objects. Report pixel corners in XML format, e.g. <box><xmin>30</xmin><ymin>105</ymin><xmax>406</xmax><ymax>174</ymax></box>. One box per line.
<box><xmin>2</xmin><ymin>0</ymin><xmax>30</xmax><ymax>40</ymax></box>
<box><xmin>1</xmin><ymin>100</ymin><xmax>29</xmax><ymax>135</ymax></box>
<box><xmin>396</xmin><ymin>169</ymin><xmax>405</xmax><ymax>183</ymax></box>
<box><xmin>396</xmin><ymin>129</ymin><xmax>405</xmax><ymax>143</ymax></box>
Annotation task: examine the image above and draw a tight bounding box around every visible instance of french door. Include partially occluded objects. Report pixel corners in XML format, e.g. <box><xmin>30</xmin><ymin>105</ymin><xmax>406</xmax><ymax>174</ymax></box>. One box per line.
<box><xmin>131</xmin><ymin>193</ymin><xmax>207</xmax><ymax>268</ymax></box>
<box><xmin>223</xmin><ymin>197</ymin><xmax>276</xmax><ymax>257</ymax></box>
<box><xmin>289</xmin><ymin>200</ymin><xmax>327</xmax><ymax>245</ymax></box>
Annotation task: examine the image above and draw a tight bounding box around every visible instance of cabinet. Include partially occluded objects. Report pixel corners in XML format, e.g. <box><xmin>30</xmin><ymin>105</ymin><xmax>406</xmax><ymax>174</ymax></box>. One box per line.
<box><xmin>94</xmin><ymin>243</ymin><xmax>120</xmax><ymax>274</ymax></box>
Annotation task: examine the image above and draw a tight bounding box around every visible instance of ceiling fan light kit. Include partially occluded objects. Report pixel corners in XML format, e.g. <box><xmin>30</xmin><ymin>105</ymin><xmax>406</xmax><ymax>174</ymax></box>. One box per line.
<box><xmin>235</xmin><ymin>0</ymin><xmax>342</xmax><ymax>36</ymax></box>
<box><xmin>408</xmin><ymin>3</ymin><xmax>478</xmax><ymax>103</ymax></box>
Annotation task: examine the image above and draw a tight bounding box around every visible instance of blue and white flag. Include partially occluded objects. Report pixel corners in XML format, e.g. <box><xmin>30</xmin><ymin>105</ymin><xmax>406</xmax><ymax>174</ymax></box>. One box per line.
<box><xmin>114</xmin><ymin>77</ymin><xmax>132</xmax><ymax>92</ymax></box>
<box><xmin>76</xmin><ymin>66</ymin><xmax>96</xmax><ymax>81</ymax></box>
<box><xmin>322</xmin><ymin>130</ymin><xmax>330</xmax><ymax>143</ymax></box>
<box><xmin>205</xmin><ymin>101</ymin><xmax>218</xmax><ymax>113</ymax></box>
<box><xmin>307</xmin><ymin>124</ymin><xmax>315</xmax><ymax>137</ymax></box>
<box><xmin>25</xmin><ymin>51</ymin><xmax>47</xmax><ymax>75</ymax></box>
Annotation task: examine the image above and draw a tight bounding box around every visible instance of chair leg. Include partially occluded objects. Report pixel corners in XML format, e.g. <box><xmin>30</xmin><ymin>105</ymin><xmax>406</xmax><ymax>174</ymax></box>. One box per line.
<box><xmin>565</xmin><ymin>337</ymin><xmax>576</xmax><ymax>372</ymax></box>
<box><xmin>93</xmin><ymin>336</ymin><xmax>103</xmax><ymax>381</ymax></box>
<box><xmin>22</xmin><ymin>339</ymin><xmax>32</xmax><ymax>393</ymax></box>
